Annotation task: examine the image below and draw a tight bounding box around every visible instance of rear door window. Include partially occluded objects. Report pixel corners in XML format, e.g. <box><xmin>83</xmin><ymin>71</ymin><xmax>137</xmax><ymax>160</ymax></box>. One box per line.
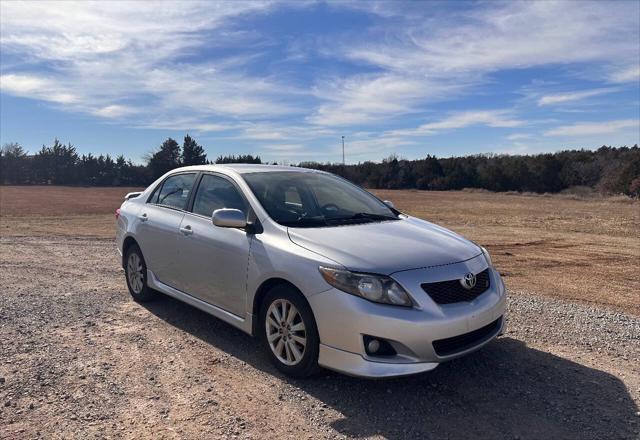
<box><xmin>153</xmin><ymin>173</ymin><xmax>196</xmax><ymax>210</ymax></box>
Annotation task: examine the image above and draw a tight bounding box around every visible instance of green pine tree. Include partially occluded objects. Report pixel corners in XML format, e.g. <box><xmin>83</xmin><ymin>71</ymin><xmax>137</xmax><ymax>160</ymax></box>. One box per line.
<box><xmin>146</xmin><ymin>138</ymin><xmax>181</xmax><ymax>179</ymax></box>
<box><xmin>182</xmin><ymin>134</ymin><xmax>207</xmax><ymax>166</ymax></box>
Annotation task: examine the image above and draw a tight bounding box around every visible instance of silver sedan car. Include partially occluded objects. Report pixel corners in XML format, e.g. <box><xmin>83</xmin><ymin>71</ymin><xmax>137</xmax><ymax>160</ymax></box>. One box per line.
<box><xmin>116</xmin><ymin>164</ymin><xmax>506</xmax><ymax>378</ymax></box>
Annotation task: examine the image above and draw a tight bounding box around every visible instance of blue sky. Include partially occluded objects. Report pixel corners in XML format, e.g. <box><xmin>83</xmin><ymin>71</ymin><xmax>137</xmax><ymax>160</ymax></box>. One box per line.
<box><xmin>1</xmin><ymin>0</ymin><xmax>639</xmax><ymax>164</ymax></box>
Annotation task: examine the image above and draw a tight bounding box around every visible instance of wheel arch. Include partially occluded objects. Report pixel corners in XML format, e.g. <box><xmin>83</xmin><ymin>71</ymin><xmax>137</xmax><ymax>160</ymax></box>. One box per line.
<box><xmin>121</xmin><ymin>235</ymin><xmax>140</xmax><ymax>268</ymax></box>
<box><xmin>251</xmin><ymin>277</ymin><xmax>310</xmax><ymax>336</ymax></box>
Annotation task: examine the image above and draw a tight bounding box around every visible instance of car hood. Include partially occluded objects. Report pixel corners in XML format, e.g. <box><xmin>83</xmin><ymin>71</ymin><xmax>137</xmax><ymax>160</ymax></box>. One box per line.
<box><xmin>287</xmin><ymin>216</ymin><xmax>482</xmax><ymax>275</ymax></box>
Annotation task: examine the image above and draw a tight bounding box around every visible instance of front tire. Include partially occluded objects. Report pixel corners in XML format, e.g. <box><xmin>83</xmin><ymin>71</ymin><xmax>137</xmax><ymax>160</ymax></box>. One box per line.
<box><xmin>124</xmin><ymin>244</ymin><xmax>156</xmax><ymax>302</ymax></box>
<box><xmin>260</xmin><ymin>285</ymin><xmax>320</xmax><ymax>378</ymax></box>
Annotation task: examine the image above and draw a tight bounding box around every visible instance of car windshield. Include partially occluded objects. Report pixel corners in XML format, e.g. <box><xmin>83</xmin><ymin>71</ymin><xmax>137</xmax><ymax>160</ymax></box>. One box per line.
<box><xmin>242</xmin><ymin>171</ymin><xmax>398</xmax><ymax>228</ymax></box>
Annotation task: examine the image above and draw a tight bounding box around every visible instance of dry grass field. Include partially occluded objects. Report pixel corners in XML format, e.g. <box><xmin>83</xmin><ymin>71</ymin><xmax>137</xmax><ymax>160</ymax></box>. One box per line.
<box><xmin>2</xmin><ymin>185</ymin><xmax>638</xmax><ymax>315</ymax></box>
<box><xmin>376</xmin><ymin>189</ymin><xmax>640</xmax><ymax>316</ymax></box>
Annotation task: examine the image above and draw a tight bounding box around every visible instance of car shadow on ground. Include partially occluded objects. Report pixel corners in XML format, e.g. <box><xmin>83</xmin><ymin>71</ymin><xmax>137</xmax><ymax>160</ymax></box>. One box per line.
<box><xmin>141</xmin><ymin>294</ymin><xmax>638</xmax><ymax>440</ymax></box>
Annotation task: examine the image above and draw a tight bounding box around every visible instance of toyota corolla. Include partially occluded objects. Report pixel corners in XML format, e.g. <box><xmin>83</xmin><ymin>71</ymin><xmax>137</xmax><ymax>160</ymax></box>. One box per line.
<box><xmin>116</xmin><ymin>164</ymin><xmax>506</xmax><ymax>378</ymax></box>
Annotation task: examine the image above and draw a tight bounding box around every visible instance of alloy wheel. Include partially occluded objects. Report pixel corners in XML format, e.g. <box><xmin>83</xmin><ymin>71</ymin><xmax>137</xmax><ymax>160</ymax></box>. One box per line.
<box><xmin>265</xmin><ymin>299</ymin><xmax>307</xmax><ymax>366</ymax></box>
<box><xmin>127</xmin><ymin>252</ymin><xmax>144</xmax><ymax>294</ymax></box>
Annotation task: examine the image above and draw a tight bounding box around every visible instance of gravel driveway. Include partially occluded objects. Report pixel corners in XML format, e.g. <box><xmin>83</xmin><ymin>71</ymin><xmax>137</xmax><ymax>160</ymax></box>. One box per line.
<box><xmin>1</xmin><ymin>236</ymin><xmax>638</xmax><ymax>439</ymax></box>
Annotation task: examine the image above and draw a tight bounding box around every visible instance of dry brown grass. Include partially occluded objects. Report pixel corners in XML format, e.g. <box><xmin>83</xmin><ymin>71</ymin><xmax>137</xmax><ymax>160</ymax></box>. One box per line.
<box><xmin>0</xmin><ymin>185</ymin><xmax>141</xmax><ymax>216</ymax></box>
<box><xmin>374</xmin><ymin>189</ymin><xmax>640</xmax><ymax>315</ymax></box>
<box><xmin>1</xmin><ymin>185</ymin><xmax>638</xmax><ymax>314</ymax></box>
<box><xmin>0</xmin><ymin>185</ymin><xmax>141</xmax><ymax>237</ymax></box>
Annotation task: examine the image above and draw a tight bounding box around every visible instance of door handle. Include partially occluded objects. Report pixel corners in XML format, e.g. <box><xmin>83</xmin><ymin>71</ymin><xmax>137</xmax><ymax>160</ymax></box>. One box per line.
<box><xmin>139</xmin><ymin>213</ymin><xmax>148</xmax><ymax>222</ymax></box>
<box><xmin>179</xmin><ymin>225</ymin><xmax>193</xmax><ymax>236</ymax></box>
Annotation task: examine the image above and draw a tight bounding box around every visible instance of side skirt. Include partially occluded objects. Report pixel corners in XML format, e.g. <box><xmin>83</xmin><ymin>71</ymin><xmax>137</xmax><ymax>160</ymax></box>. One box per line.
<box><xmin>147</xmin><ymin>270</ymin><xmax>253</xmax><ymax>335</ymax></box>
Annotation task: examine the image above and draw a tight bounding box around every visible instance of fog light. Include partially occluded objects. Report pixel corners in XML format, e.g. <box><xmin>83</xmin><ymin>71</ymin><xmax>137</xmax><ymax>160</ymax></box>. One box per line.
<box><xmin>363</xmin><ymin>335</ymin><xmax>397</xmax><ymax>357</ymax></box>
<box><xmin>367</xmin><ymin>339</ymin><xmax>381</xmax><ymax>353</ymax></box>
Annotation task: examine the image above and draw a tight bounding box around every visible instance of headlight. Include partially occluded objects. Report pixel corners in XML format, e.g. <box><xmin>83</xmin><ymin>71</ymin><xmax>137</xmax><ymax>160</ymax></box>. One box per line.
<box><xmin>318</xmin><ymin>266</ymin><xmax>413</xmax><ymax>307</ymax></box>
<box><xmin>481</xmin><ymin>246</ymin><xmax>493</xmax><ymax>267</ymax></box>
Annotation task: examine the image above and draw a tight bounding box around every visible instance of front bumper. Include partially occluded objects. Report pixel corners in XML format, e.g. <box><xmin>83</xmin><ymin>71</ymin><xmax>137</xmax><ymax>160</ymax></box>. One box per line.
<box><xmin>309</xmin><ymin>258</ymin><xmax>507</xmax><ymax>378</ymax></box>
<box><xmin>319</xmin><ymin>344</ymin><xmax>440</xmax><ymax>378</ymax></box>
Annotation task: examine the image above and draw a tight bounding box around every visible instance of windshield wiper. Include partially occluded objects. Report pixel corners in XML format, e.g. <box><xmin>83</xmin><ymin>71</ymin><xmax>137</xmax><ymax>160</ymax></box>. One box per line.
<box><xmin>327</xmin><ymin>212</ymin><xmax>398</xmax><ymax>224</ymax></box>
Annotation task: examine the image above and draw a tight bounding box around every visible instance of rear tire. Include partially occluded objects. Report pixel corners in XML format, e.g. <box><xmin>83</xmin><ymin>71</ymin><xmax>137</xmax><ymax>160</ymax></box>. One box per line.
<box><xmin>259</xmin><ymin>285</ymin><xmax>320</xmax><ymax>378</ymax></box>
<box><xmin>124</xmin><ymin>244</ymin><xmax>156</xmax><ymax>302</ymax></box>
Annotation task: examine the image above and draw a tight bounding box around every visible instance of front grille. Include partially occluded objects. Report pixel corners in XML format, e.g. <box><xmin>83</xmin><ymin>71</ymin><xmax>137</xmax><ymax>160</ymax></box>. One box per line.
<box><xmin>421</xmin><ymin>269</ymin><xmax>490</xmax><ymax>304</ymax></box>
<box><xmin>432</xmin><ymin>317</ymin><xmax>502</xmax><ymax>357</ymax></box>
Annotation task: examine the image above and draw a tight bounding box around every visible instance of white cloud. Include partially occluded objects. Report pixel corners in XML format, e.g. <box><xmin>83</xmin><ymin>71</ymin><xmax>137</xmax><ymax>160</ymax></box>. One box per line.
<box><xmin>421</xmin><ymin>111</ymin><xmax>523</xmax><ymax>130</ymax></box>
<box><xmin>0</xmin><ymin>1</ymin><xmax>274</xmax><ymax>61</ymax></box>
<box><xmin>92</xmin><ymin>105</ymin><xmax>136</xmax><ymax>118</ymax></box>
<box><xmin>1</xmin><ymin>74</ymin><xmax>48</xmax><ymax>94</ymax></box>
<box><xmin>609</xmin><ymin>65</ymin><xmax>640</xmax><ymax>83</ymax></box>
<box><xmin>240</xmin><ymin>128</ymin><xmax>287</xmax><ymax>141</ymax></box>
<box><xmin>0</xmin><ymin>1</ymin><xmax>297</xmax><ymax>127</ymax></box>
<box><xmin>1</xmin><ymin>73</ymin><xmax>79</xmax><ymax>104</ymax></box>
<box><xmin>544</xmin><ymin>119</ymin><xmax>639</xmax><ymax>136</ymax></box>
<box><xmin>133</xmin><ymin>117</ymin><xmax>239</xmax><ymax>133</ymax></box>
<box><xmin>1</xmin><ymin>0</ymin><xmax>638</xmax><ymax>161</ymax></box>
<box><xmin>312</xmin><ymin>1</ymin><xmax>639</xmax><ymax>131</ymax></box>
<box><xmin>341</xmin><ymin>2</ymin><xmax>638</xmax><ymax>75</ymax></box>
<box><xmin>192</xmin><ymin>123</ymin><xmax>238</xmax><ymax>133</ymax></box>
<box><xmin>233</xmin><ymin>123</ymin><xmax>335</xmax><ymax>143</ymax></box>
<box><xmin>388</xmin><ymin>110</ymin><xmax>524</xmax><ymax>137</ymax></box>
<box><xmin>307</xmin><ymin>74</ymin><xmax>462</xmax><ymax>126</ymax></box>
<box><xmin>537</xmin><ymin>88</ymin><xmax>617</xmax><ymax>106</ymax></box>
<box><xmin>506</xmin><ymin>133</ymin><xmax>531</xmax><ymax>141</ymax></box>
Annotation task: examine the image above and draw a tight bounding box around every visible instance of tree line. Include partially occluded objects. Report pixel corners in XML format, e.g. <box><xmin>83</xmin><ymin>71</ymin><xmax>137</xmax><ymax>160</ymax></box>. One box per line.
<box><xmin>1</xmin><ymin>135</ymin><xmax>638</xmax><ymax>196</ymax></box>
<box><xmin>301</xmin><ymin>145</ymin><xmax>640</xmax><ymax>196</ymax></box>
<box><xmin>0</xmin><ymin>135</ymin><xmax>261</xmax><ymax>187</ymax></box>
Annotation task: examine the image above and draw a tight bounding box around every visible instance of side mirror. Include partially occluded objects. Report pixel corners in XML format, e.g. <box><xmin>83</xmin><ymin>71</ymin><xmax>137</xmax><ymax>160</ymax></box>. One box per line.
<box><xmin>383</xmin><ymin>200</ymin><xmax>395</xmax><ymax>209</ymax></box>
<box><xmin>212</xmin><ymin>208</ymin><xmax>247</xmax><ymax>228</ymax></box>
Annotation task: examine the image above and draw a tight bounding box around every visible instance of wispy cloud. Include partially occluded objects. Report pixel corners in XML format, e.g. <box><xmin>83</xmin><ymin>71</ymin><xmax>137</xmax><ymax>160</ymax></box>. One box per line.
<box><xmin>1</xmin><ymin>73</ymin><xmax>79</xmax><ymax>104</ymax></box>
<box><xmin>315</xmin><ymin>1</ymin><xmax>639</xmax><ymax>132</ymax></box>
<box><xmin>134</xmin><ymin>118</ymin><xmax>239</xmax><ymax>133</ymax></box>
<box><xmin>307</xmin><ymin>74</ymin><xmax>461</xmax><ymax>126</ymax></box>
<box><xmin>537</xmin><ymin>88</ymin><xmax>617</xmax><ymax>106</ymax></box>
<box><xmin>506</xmin><ymin>133</ymin><xmax>531</xmax><ymax>141</ymax></box>
<box><xmin>420</xmin><ymin>111</ymin><xmax>523</xmax><ymax>130</ymax></box>
<box><xmin>609</xmin><ymin>65</ymin><xmax>640</xmax><ymax>83</ymax></box>
<box><xmin>388</xmin><ymin>110</ymin><xmax>524</xmax><ymax>137</ymax></box>
<box><xmin>1</xmin><ymin>0</ymin><xmax>638</xmax><ymax>162</ymax></box>
<box><xmin>545</xmin><ymin>120</ymin><xmax>639</xmax><ymax>137</ymax></box>
<box><xmin>0</xmin><ymin>1</ymin><xmax>295</xmax><ymax>127</ymax></box>
<box><xmin>342</xmin><ymin>1</ymin><xmax>638</xmax><ymax>75</ymax></box>
<box><xmin>92</xmin><ymin>105</ymin><xmax>137</xmax><ymax>119</ymax></box>
<box><xmin>239</xmin><ymin>124</ymin><xmax>334</xmax><ymax>141</ymax></box>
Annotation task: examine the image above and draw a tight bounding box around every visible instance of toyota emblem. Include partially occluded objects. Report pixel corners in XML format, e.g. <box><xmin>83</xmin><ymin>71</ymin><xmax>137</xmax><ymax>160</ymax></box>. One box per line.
<box><xmin>460</xmin><ymin>272</ymin><xmax>477</xmax><ymax>290</ymax></box>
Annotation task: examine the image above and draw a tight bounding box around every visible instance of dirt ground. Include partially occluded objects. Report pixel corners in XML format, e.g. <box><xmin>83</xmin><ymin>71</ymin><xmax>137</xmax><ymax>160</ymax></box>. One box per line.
<box><xmin>0</xmin><ymin>185</ymin><xmax>639</xmax><ymax>439</ymax></box>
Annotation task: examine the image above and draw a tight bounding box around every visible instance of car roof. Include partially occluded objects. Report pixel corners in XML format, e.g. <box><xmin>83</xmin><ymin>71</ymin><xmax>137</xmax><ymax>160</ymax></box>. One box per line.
<box><xmin>173</xmin><ymin>164</ymin><xmax>324</xmax><ymax>175</ymax></box>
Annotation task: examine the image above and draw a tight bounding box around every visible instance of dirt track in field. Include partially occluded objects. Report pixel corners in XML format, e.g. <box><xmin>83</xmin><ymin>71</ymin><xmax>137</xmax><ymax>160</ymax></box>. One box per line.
<box><xmin>0</xmin><ymin>186</ymin><xmax>639</xmax><ymax>439</ymax></box>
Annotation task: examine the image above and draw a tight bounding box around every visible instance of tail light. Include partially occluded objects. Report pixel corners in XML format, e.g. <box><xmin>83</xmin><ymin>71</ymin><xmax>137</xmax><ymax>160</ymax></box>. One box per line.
<box><xmin>115</xmin><ymin>208</ymin><xmax>121</xmax><ymax>219</ymax></box>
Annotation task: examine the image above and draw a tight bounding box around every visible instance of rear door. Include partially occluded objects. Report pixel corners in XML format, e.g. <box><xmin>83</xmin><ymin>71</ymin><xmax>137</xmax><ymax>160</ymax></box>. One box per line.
<box><xmin>135</xmin><ymin>172</ymin><xmax>197</xmax><ymax>289</ymax></box>
<box><xmin>176</xmin><ymin>172</ymin><xmax>252</xmax><ymax>317</ymax></box>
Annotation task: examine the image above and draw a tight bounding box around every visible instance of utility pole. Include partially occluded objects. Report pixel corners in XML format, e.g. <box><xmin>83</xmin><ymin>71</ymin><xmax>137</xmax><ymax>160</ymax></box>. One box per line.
<box><xmin>341</xmin><ymin>136</ymin><xmax>345</xmax><ymax>165</ymax></box>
